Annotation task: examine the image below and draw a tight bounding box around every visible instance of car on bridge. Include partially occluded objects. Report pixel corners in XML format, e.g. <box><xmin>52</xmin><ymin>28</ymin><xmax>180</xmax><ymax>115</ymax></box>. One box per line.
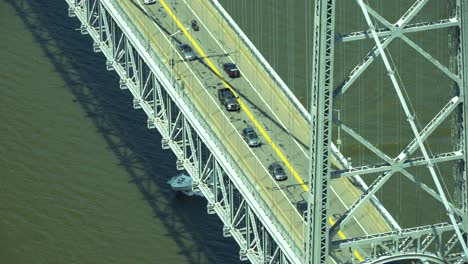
<box><xmin>296</xmin><ymin>200</ymin><xmax>308</xmax><ymax>219</ymax></box>
<box><xmin>218</xmin><ymin>88</ymin><xmax>240</xmax><ymax>112</ymax></box>
<box><xmin>178</xmin><ymin>44</ymin><xmax>197</xmax><ymax>61</ymax></box>
<box><xmin>143</xmin><ymin>0</ymin><xmax>156</xmax><ymax>4</ymax></box>
<box><xmin>241</xmin><ymin>127</ymin><xmax>261</xmax><ymax>147</ymax></box>
<box><xmin>191</xmin><ymin>20</ymin><xmax>200</xmax><ymax>31</ymax></box>
<box><xmin>222</xmin><ymin>63</ymin><xmax>240</xmax><ymax>78</ymax></box>
<box><xmin>268</xmin><ymin>162</ymin><xmax>287</xmax><ymax>181</ymax></box>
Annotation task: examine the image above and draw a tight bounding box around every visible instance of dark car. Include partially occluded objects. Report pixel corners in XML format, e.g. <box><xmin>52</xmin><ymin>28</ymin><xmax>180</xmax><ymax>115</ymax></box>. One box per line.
<box><xmin>242</xmin><ymin>127</ymin><xmax>261</xmax><ymax>147</ymax></box>
<box><xmin>296</xmin><ymin>200</ymin><xmax>308</xmax><ymax>219</ymax></box>
<box><xmin>218</xmin><ymin>88</ymin><xmax>240</xmax><ymax>111</ymax></box>
<box><xmin>191</xmin><ymin>20</ymin><xmax>199</xmax><ymax>31</ymax></box>
<box><xmin>178</xmin><ymin>44</ymin><xmax>197</xmax><ymax>61</ymax></box>
<box><xmin>268</xmin><ymin>162</ymin><xmax>287</xmax><ymax>181</ymax></box>
<box><xmin>222</xmin><ymin>63</ymin><xmax>240</xmax><ymax>78</ymax></box>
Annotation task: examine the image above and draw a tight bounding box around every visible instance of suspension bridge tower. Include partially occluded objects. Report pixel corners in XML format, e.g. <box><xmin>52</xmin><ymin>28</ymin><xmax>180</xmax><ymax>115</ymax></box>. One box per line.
<box><xmin>306</xmin><ymin>0</ymin><xmax>468</xmax><ymax>263</ymax></box>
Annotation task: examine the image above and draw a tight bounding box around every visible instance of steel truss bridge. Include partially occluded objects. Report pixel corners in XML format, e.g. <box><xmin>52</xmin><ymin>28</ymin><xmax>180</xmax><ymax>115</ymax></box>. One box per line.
<box><xmin>66</xmin><ymin>0</ymin><xmax>467</xmax><ymax>263</ymax></box>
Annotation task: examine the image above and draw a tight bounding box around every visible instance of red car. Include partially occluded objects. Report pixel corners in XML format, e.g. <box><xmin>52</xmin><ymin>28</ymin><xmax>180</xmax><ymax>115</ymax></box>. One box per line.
<box><xmin>222</xmin><ymin>63</ymin><xmax>241</xmax><ymax>78</ymax></box>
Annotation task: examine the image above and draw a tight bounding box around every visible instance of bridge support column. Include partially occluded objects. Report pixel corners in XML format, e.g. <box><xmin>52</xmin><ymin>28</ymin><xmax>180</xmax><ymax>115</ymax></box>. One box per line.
<box><xmin>68</xmin><ymin>7</ymin><xmax>76</xmax><ymax>17</ymax></box>
<box><xmin>207</xmin><ymin>203</ymin><xmax>215</xmax><ymax>215</ymax></box>
<box><xmin>93</xmin><ymin>42</ymin><xmax>101</xmax><ymax>53</ymax></box>
<box><xmin>161</xmin><ymin>139</ymin><xmax>170</xmax><ymax>149</ymax></box>
<box><xmin>459</xmin><ymin>1</ymin><xmax>468</xmax><ymax>257</ymax></box>
<box><xmin>133</xmin><ymin>98</ymin><xmax>141</xmax><ymax>109</ymax></box>
<box><xmin>239</xmin><ymin>249</ymin><xmax>248</xmax><ymax>261</ymax></box>
<box><xmin>176</xmin><ymin>159</ymin><xmax>185</xmax><ymax>170</ymax></box>
<box><xmin>147</xmin><ymin>118</ymin><xmax>155</xmax><ymax>129</ymax></box>
<box><xmin>223</xmin><ymin>226</ymin><xmax>232</xmax><ymax>237</ymax></box>
<box><xmin>119</xmin><ymin>79</ymin><xmax>127</xmax><ymax>90</ymax></box>
<box><xmin>105</xmin><ymin>60</ymin><xmax>114</xmax><ymax>71</ymax></box>
<box><xmin>79</xmin><ymin>24</ymin><xmax>88</xmax><ymax>35</ymax></box>
<box><xmin>305</xmin><ymin>0</ymin><xmax>336</xmax><ymax>263</ymax></box>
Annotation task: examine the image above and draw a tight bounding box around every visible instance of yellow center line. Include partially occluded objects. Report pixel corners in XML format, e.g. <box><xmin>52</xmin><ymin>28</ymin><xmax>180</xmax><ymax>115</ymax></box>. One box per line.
<box><xmin>158</xmin><ymin>0</ymin><xmax>308</xmax><ymax>191</ymax></box>
<box><xmin>329</xmin><ymin>218</ymin><xmax>363</xmax><ymax>262</ymax></box>
<box><xmin>157</xmin><ymin>0</ymin><xmax>363</xmax><ymax>262</ymax></box>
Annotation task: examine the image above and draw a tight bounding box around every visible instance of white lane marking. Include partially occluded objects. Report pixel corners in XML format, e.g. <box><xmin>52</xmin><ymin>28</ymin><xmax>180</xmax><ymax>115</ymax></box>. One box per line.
<box><xmin>181</xmin><ymin>0</ymin><xmax>309</xmax><ymax>158</ymax></box>
<box><xmin>180</xmin><ymin>0</ymin><xmax>370</xmax><ymax>235</ymax></box>
<box><xmin>138</xmin><ymin>0</ymin><xmax>367</xmax><ymax>239</ymax></box>
<box><xmin>330</xmin><ymin>187</ymin><xmax>369</xmax><ymax>235</ymax></box>
<box><xmin>135</xmin><ymin>0</ymin><xmax>304</xmax><ymax>221</ymax></box>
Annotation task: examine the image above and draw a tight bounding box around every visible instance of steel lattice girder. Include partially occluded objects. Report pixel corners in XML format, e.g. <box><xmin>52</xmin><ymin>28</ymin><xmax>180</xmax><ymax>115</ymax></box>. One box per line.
<box><xmin>331</xmin><ymin>222</ymin><xmax>464</xmax><ymax>259</ymax></box>
<box><xmin>305</xmin><ymin>0</ymin><xmax>336</xmax><ymax>263</ymax></box>
<box><xmin>65</xmin><ymin>0</ymin><xmax>302</xmax><ymax>263</ymax></box>
<box><xmin>459</xmin><ymin>0</ymin><xmax>468</xmax><ymax>241</ymax></box>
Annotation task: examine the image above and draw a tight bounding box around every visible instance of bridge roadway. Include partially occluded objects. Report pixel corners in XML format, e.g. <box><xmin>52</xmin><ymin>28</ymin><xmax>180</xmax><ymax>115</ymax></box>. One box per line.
<box><xmin>119</xmin><ymin>0</ymin><xmax>393</xmax><ymax>260</ymax></box>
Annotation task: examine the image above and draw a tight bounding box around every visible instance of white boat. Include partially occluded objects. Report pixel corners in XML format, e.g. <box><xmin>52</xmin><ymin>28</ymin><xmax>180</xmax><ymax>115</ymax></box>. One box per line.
<box><xmin>167</xmin><ymin>174</ymin><xmax>204</xmax><ymax>197</ymax></box>
<box><xmin>167</xmin><ymin>174</ymin><xmax>193</xmax><ymax>191</ymax></box>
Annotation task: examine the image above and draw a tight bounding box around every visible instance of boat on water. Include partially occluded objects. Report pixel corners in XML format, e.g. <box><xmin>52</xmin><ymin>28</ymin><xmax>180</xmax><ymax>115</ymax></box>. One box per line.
<box><xmin>167</xmin><ymin>174</ymin><xmax>192</xmax><ymax>191</ymax></box>
<box><xmin>167</xmin><ymin>174</ymin><xmax>203</xmax><ymax>197</ymax></box>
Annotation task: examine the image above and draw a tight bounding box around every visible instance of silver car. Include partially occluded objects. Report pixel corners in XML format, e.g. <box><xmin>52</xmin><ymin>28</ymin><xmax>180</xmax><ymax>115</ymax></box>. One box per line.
<box><xmin>178</xmin><ymin>44</ymin><xmax>197</xmax><ymax>61</ymax></box>
<box><xmin>242</xmin><ymin>127</ymin><xmax>261</xmax><ymax>147</ymax></box>
<box><xmin>268</xmin><ymin>162</ymin><xmax>287</xmax><ymax>181</ymax></box>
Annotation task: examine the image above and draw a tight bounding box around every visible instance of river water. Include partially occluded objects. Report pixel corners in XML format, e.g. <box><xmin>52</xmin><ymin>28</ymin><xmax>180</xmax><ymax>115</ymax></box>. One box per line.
<box><xmin>0</xmin><ymin>0</ymin><xmax>458</xmax><ymax>263</ymax></box>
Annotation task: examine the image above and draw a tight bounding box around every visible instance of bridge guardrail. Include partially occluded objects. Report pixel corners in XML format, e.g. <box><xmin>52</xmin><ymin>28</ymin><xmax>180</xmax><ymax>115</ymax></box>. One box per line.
<box><xmin>209</xmin><ymin>0</ymin><xmax>311</xmax><ymax>123</ymax></box>
<box><xmin>106</xmin><ymin>0</ymin><xmax>304</xmax><ymax>261</ymax></box>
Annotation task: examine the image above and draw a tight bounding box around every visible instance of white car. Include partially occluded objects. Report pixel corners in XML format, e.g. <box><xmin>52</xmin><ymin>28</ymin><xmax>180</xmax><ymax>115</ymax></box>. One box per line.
<box><xmin>144</xmin><ymin>0</ymin><xmax>156</xmax><ymax>4</ymax></box>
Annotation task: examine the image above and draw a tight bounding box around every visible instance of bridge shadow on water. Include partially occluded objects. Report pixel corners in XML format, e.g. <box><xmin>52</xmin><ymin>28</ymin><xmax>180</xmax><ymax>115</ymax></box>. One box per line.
<box><xmin>6</xmin><ymin>0</ymin><xmax>240</xmax><ymax>263</ymax></box>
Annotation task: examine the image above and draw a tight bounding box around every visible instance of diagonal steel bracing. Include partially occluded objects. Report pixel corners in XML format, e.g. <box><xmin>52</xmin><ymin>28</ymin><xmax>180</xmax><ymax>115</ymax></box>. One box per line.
<box><xmin>334</xmin><ymin>0</ymin><xmax>432</xmax><ymax>98</ymax></box>
<box><xmin>378</xmin><ymin>2</ymin><xmax>464</xmax><ymax>255</ymax></box>
<box><xmin>358</xmin><ymin>3</ymin><xmax>461</xmax><ymax>84</ymax></box>
<box><xmin>401</xmin><ymin>35</ymin><xmax>460</xmax><ymax>83</ymax></box>
<box><xmin>331</xmin><ymin>95</ymin><xmax>463</xmax><ymax>218</ymax></box>
<box><xmin>328</xmin><ymin>0</ymin><xmax>468</xmax><ymax>262</ymax></box>
<box><xmin>330</xmin><ymin>99</ymin><xmax>459</xmax><ymax>238</ymax></box>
